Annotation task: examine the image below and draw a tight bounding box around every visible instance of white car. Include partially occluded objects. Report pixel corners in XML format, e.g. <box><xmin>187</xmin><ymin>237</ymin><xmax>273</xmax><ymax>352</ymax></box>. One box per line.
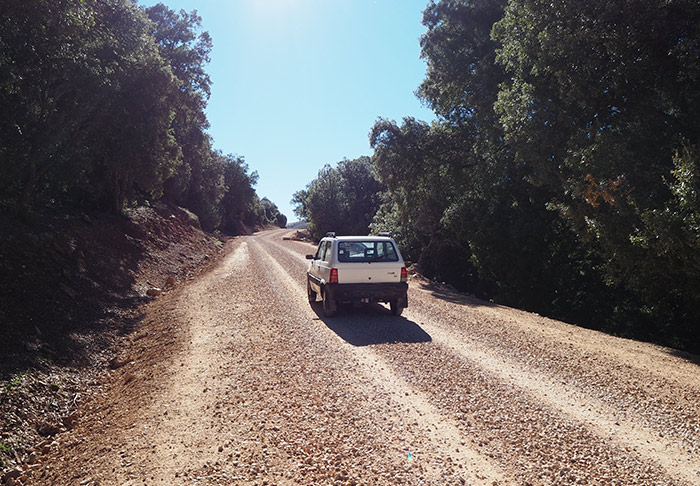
<box><xmin>306</xmin><ymin>232</ymin><xmax>408</xmax><ymax>317</ymax></box>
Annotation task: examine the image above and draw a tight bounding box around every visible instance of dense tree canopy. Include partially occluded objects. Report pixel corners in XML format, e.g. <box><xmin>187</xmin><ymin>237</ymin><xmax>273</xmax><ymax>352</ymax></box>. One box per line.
<box><xmin>0</xmin><ymin>0</ymin><xmax>284</xmax><ymax>232</ymax></box>
<box><xmin>292</xmin><ymin>157</ymin><xmax>384</xmax><ymax>240</ymax></box>
<box><xmin>0</xmin><ymin>0</ymin><xmax>177</xmax><ymax>215</ymax></box>
<box><xmin>491</xmin><ymin>0</ymin><xmax>700</xmax><ymax>346</ymax></box>
<box><xmin>6</xmin><ymin>0</ymin><xmax>698</xmax><ymax>349</ymax></box>
<box><xmin>294</xmin><ymin>0</ymin><xmax>700</xmax><ymax>351</ymax></box>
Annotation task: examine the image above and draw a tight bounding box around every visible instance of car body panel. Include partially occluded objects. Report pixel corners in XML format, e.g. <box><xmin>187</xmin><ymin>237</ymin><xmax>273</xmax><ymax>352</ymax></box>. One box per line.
<box><xmin>306</xmin><ymin>234</ymin><xmax>408</xmax><ymax>313</ymax></box>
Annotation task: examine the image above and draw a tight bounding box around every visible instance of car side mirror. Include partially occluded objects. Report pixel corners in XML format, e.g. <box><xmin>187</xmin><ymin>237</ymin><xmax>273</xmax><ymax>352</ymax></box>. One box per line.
<box><xmin>306</xmin><ymin>254</ymin><xmax>315</xmax><ymax>260</ymax></box>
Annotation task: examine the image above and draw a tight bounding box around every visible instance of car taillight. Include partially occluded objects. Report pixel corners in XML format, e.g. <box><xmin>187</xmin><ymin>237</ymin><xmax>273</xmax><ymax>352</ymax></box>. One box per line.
<box><xmin>330</xmin><ymin>268</ymin><xmax>339</xmax><ymax>284</ymax></box>
<box><xmin>401</xmin><ymin>267</ymin><xmax>407</xmax><ymax>283</ymax></box>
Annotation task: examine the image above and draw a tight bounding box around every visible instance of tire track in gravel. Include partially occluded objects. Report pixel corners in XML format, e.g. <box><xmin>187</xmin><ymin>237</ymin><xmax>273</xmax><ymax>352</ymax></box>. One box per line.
<box><xmin>401</xmin><ymin>290</ymin><xmax>700</xmax><ymax>472</ymax></box>
<box><xmin>258</xmin><ymin>229</ymin><xmax>700</xmax><ymax>485</ymax></box>
<box><xmin>160</xmin><ymin>237</ymin><xmax>455</xmax><ymax>485</ymax></box>
<box><xmin>34</xmin><ymin>229</ymin><xmax>696</xmax><ymax>485</ymax></box>
<box><xmin>247</xmin><ymin>236</ymin><xmax>512</xmax><ymax>485</ymax></box>
<box><xmin>23</xmin><ymin>242</ymin><xmax>253</xmax><ymax>486</ymax></box>
<box><xmin>28</xmin><ymin>233</ymin><xmax>509</xmax><ymax>486</ymax></box>
<box><xmin>275</xmin><ymin>228</ymin><xmax>700</xmax><ymax>463</ymax></box>
<box><xmin>264</xmin><ymin>230</ymin><xmax>700</xmax><ymax>452</ymax></box>
<box><xmin>398</xmin><ymin>304</ymin><xmax>700</xmax><ymax>485</ymax></box>
<box><xmin>135</xmin><ymin>240</ymin><xmax>254</xmax><ymax>483</ymax></box>
<box><xmin>407</xmin><ymin>289</ymin><xmax>700</xmax><ymax>451</ymax></box>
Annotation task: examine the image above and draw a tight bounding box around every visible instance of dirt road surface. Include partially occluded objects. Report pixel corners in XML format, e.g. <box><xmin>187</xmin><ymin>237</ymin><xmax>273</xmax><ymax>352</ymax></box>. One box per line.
<box><xmin>22</xmin><ymin>229</ymin><xmax>700</xmax><ymax>485</ymax></box>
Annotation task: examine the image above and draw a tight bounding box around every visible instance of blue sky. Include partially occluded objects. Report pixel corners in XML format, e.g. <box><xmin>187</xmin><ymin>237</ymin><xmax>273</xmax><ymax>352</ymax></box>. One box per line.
<box><xmin>138</xmin><ymin>0</ymin><xmax>435</xmax><ymax>220</ymax></box>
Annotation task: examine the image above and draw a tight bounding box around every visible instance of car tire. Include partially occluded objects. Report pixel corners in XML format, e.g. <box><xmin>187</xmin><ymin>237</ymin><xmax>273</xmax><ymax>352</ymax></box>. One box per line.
<box><xmin>307</xmin><ymin>278</ymin><xmax>317</xmax><ymax>303</ymax></box>
<box><xmin>390</xmin><ymin>299</ymin><xmax>404</xmax><ymax>316</ymax></box>
<box><xmin>322</xmin><ymin>289</ymin><xmax>337</xmax><ymax>317</ymax></box>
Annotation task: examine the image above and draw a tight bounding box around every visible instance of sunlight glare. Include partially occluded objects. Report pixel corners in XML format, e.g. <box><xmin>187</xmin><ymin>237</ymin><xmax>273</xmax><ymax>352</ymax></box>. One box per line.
<box><xmin>251</xmin><ymin>0</ymin><xmax>303</xmax><ymax>16</ymax></box>
<box><xmin>246</xmin><ymin>0</ymin><xmax>307</xmax><ymax>33</ymax></box>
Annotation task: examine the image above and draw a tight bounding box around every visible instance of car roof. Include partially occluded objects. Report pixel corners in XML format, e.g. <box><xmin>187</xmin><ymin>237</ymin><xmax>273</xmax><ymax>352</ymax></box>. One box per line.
<box><xmin>324</xmin><ymin>235</ymin><xmax>394</xmax><ymax>242</ymax></box>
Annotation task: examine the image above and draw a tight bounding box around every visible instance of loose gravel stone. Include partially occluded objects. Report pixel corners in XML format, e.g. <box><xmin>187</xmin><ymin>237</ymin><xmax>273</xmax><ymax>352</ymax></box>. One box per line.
<box><xmin>22</xmin><ymin>230</ymin><xmax>700</xmax><ymax>485</ymax></box>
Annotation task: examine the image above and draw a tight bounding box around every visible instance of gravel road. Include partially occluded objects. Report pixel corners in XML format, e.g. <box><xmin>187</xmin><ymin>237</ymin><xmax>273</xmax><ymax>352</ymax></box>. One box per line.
<box><xmin>23</xmin><ymin>229</ymin><xmax>700</xmax><ymax>485</ymax></box>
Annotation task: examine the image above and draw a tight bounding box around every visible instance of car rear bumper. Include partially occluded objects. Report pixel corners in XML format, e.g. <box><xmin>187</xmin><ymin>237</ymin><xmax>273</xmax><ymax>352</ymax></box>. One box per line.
<box><xmin>324</xmin><ymin>282</ymin><xmax>408</xmax><ymax>304</ymax></box>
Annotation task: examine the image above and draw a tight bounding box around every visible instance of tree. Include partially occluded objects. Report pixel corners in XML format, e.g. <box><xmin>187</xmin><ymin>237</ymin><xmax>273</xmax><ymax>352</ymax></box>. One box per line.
<box><xmin>336</xmin><ymin>157</ymin><xmax>385</xmax><ymax>235</ymax></box>
<box><xmin>493</xmin><ymin>0</ymin><xmax>700</xmax><ymax>346</ymax></box>
<box><xmin>0</xmin><ymin>0</ymin><xmax>286</xmax><ymax>238</ymax></box>
<box><xmin>291</xmin><ymin>189</ymin><xmax>310</xmax><ymax>222</ymax></box>
<box><xmin>258</xmin><ymin>197</ymin><xmax>287</xmax><ymax>228</ymax></box>
<box><xmin>372</xmin><ymin>0</ymin><xmax>606</xmax><ymax>321</ymax></box>
<box><xmin>419</xmin><ymin>0</ymin><xmax>507</xmax><ymax>129</ymax></box>
<box><xmin>493</xmin><ymin>0</ymin><xmax>700</xmax><ymax>253</ymax></box>
<box><xmin>185</xmin><ymin>145</ymin><xmax>225</xmax><ymax>232</ymax></box>
<box><xmin>0</xmin><ymin>0</ymin><xmax>182</xmax><ymax>216</ymax></box>
<box><xmin>220</xmin><ymin>155</ymin><xmax>257</xmax><ymax>233</ymax></box>
<box><xmin>292</xmin><ymin>157</ymin><xmax>384</xmax><ymax>239</ymax></box>
<box><xmin>294</xmin><ymin>164</ymin><xmax>343</xmax><ymax>239</ymax></box>
<box><xmin>628</xmin><ymin>144</ymin><xmax>700</xmax><ymax>348</ymax></box>
<box><xmin>145</xmin><ymin>4</ymin><xmax>213</xmax><ymax>211</ymax></box>
<box><xmin>1</xmin><ymin>0</ymin><xmax>110</xmax><ymax>216</ymax></box>
<box><xmin>369</xmin><ymin>118</ymin><xmax>465</xmax><ymax>266</ymax></box>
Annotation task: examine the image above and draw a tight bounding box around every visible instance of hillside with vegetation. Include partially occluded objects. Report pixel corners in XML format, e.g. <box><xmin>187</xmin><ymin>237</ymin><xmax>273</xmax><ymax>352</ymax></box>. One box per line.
<box><xmin>0</xmin><ymin>0</ymin><xmax>287</xmax><ymax>469</ymax></box>
<box><xmin>293</xmin><ymin>0</ymin><xmax>700</xmax><ymax>354</ymax></box>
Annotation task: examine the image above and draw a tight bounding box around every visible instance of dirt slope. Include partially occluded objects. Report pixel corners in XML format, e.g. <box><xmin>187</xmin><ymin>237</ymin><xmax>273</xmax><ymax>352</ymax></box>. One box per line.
<box><xmin>11</xmin><ymin>229</ymin><xmax>700</xmax><ymax>485</ymax></box>
<box><xmin>0</xmin><ymin>204</ymin><xmax>222</xmax><ymax>476</ymax></box>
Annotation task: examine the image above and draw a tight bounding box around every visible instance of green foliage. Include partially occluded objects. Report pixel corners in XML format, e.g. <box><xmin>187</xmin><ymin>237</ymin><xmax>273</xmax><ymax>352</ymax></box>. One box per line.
<box><xmin>491</xmin><ymin>0</ymin><xmax>700</xmax><ymax>348</ymax></box>
<box><xmin>258</xmin><ymin>197</ymin><xmax>287</xmax><ymax>228</ymax></box>
<box><xmin>292</xmin><ymin>157</ymin><xmax>384</xmax><ymax>240</ymax></box>
<box><xmin>2</xmin><ymin>373</ymin><xmax>25</xmax><ymax>394</ymax></box>
<box><xmin>0</xmin><ymin>440</ymin><xmax>10</xmax><ymax>467</ymax></box>
<box><xmin>185</xmin><ymin>146</ymin><xmax>225</xmax><ymax>232</ymax></box>
<box><xmin>0</xmin><ymin>0</ymin><xmax>283</xmax><ymax>233</ymax></box>
<box><xmin>419</xmin><ymin>0</ymin><xmax>506</xmax><ymax>129</ymax></box>
<box><xmin>220</xmin><ymin>155</ymin><xmax>257</xmax><ymax>231</ymax></box>
<box><xmin>147</xmin><ymin>3</ymin><xmax>214</xmax><ymax>217</ymax></box>
<box><xmin>369</xmin><ymin>117</ymin><xmax>466</xmax><ymax>264</ymax></box>
<box><xmin>0</xmin><ymin>0</ymin><xmax>182</xmax><ymax>215</ymax></box>
<box><xmin>364</xmin><ymin>0</ymin><xmax>700</xmax><ymax>351</ymax></box>
<box><xmin>628</xmin><ymin>145</ymin><xmax>700</xmax><ymax>348</ymax></box>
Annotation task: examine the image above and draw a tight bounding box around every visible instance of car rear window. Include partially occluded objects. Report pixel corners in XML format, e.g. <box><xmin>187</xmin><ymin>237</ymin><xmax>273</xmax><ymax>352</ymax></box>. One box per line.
<box><xmin>337</xmin><ymin>241</ymin><xmax>399</xmax><ymax>263</ymax></box>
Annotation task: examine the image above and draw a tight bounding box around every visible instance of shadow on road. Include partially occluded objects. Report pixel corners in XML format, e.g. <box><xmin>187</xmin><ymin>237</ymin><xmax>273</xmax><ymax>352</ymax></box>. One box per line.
<box><xmin>668</xmin><ymin>348</ymin><xmax>700</xmax><ymax>367</ymax></box>
<box><xmin>418</xmin><ymin>281</ymin><xmax>498</xmax><ymax>309</ymax></box>
<box><xmin>311</xmin><ymin>302</ymin><xmax>432</xmax><ymax>346</ymax></box>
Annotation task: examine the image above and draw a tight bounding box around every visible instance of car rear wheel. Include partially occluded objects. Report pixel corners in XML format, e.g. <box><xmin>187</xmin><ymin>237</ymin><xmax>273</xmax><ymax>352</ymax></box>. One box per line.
<box><xmin>390</xmin><ymin>299</ymin><xmax>404</xmax><ymax>316</ymax></box>
<box><xmin>307</xmin><ymin>278</ymin><xmax>317</xmax><ymax>303</ymax></box>
<box><xmin>322</xmin><ymin>289</ymin><xmax>337</xmax><ymax>317</ymax></box>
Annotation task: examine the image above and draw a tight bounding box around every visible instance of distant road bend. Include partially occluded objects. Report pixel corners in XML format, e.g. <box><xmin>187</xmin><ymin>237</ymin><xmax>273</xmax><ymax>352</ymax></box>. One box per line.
<box><xmin>27</xmin><ymin>229</ymin><xmax>700</xmax><ymax>485</ymax></box>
